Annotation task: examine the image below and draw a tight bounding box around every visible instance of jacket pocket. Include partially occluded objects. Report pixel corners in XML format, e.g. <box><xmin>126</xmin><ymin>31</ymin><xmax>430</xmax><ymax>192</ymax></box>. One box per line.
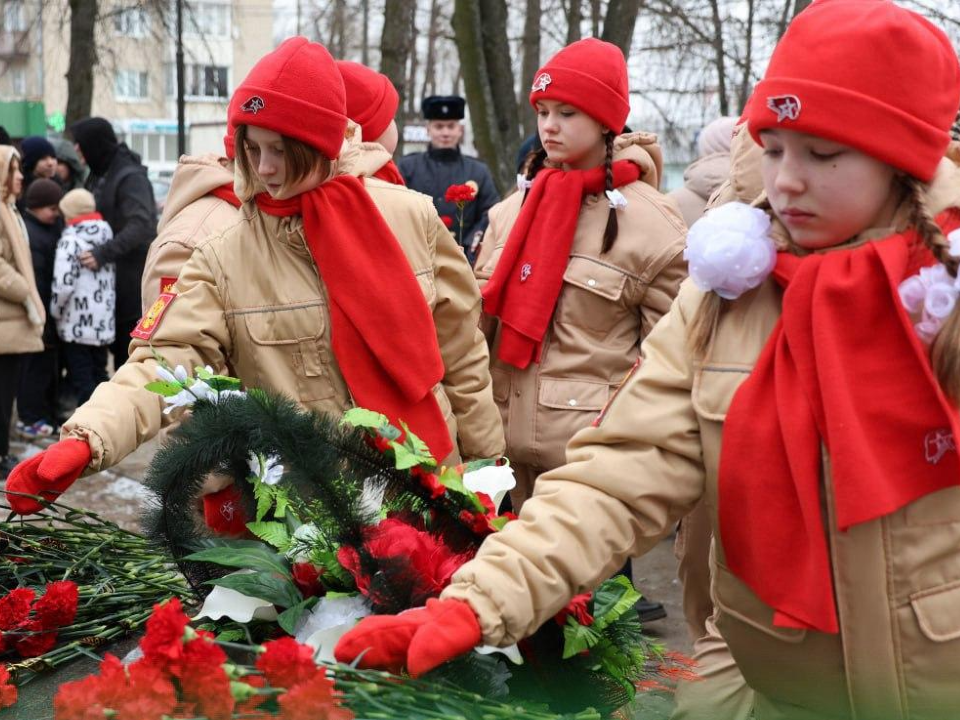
<box><xmin>555</xmin><ymin>256</ymin><xmax>628</xmax><ymax>334</ymax></box>
<box><xmin>491</xmin><ymin>367</ymin><xmax>510</xmax><ymax>404</ymax></box>
<box><xmin>691</xmin><ymin>363</ymin><xmax>753</xmax><ymax>421</ymax></box>
<box><xmin>713</xmin><ymin>561</ymin><xmax>807</xmax><ymax>643</ymax></box>
<box><xmin>241</xmin><ymin>301</ymin><xmax>335</xmax><ymax>402</ymax></box>
<box><xmin>537</xmin><ymin>376</ymin><xmax>609</xmax><ymax>412</ymax></box>
<box><xmin>911</xmin><ymin>580</ymin><xmax>960</xmax><ymax>642</ymax></box>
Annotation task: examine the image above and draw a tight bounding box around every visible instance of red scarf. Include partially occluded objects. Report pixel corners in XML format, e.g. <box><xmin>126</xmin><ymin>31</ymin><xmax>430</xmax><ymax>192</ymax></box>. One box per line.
<box><xmin>67</xmin><ymin>211</ymin><xmax>104</xmax><ymax>226</ymax></box>
<box><xmin>255</xmin><ymin>176</ymin><xmax>452</xmax><ymax>462</ymax></box>
<box><xmin>209</xmin><ymin>183</ymin><xmax>242</xmax><ymax>208</ymax></box>
<box><xmin>373</xmin><ymin>160</ymin><xmax>405</xmax><ymax>186</ymax></box>
<box><xmin>719</xmin><ymin>213</ymin><xmax>960</xmax><ymax>634</ymax></box>
<box><xmin>481</xmin><ymin>161</ymin><xmax>641</xmax><ymax>368</ymax></box>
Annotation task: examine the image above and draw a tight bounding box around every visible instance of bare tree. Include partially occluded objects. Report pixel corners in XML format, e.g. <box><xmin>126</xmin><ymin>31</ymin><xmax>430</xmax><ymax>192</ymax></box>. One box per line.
<box><xmin>565</xmin><ymin>0</ymin><xmax>581</xmax><ymax>44</ymax></box>
<box><xmin>452</xmin><ymin>0</ymin><xmax>521</xmax><ymax>193</ymax></box>
<box><xmin>420</xmin><ymin>0</ymin><xmax>443</xmax><ymax>101</ymax></box>
<box><xmin>519</xmin><ymin>0</ymin><xmax>541</xmax><ymax>137</ymax></box>
<box><xmin>65</xmin><ymin>0</ymin><xmax>99</xmax><ymax>129</ymax></box>
<box><xmin>380</xmin><ymin>0</ymin><xmax>417</xmax><ymax>155</ymax></box>
<box><xmin>601</xmin><ymin>0</ymin><xmax>640</xmax><ymax>56</ymax></box>
<box><xmin>707</xmin><ymin>0</ymin><xmax>729</xmax><ymax>115</ymax></box>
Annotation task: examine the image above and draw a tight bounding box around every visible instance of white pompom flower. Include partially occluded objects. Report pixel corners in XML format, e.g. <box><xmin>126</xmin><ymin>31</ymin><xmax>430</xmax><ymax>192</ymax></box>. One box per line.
<box><xmin>898</xmin><ymin>261</ymin><xmax>960</xmax><ymax>344</ymax></box>
<box><xmin>684</xmin><ymin>202</ymin><xmax>777</xmax><ymax>300</ymax></box>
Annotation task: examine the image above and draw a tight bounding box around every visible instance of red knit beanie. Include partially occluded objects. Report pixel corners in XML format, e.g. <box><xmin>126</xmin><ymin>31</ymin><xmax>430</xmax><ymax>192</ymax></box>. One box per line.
<box><xmin>222</xmin><ymin>121</ymin><xmax>236</xmax><ymax>160</ymax></box>
<box><xmin>528</xmin><ymin>38</ymin><xmax>630</xmax><ymax>134</ymax></box>
<box><xmin>336</xmin><ymin>61</ymin><xmax>399</xmax><ymax>143</ymax></box>
<box><xmin>228</xmin><ymin>37</ymin><xmax>347</xmax><ymax>160</ymax></box>
<box><xmin>747</xmin><ymin>0</ymin><xmax>960</xmax><ymax>183</ymax></box>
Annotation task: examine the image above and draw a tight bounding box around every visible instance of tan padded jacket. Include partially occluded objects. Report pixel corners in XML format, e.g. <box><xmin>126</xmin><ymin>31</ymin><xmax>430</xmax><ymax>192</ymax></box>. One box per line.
<box><xmin>475</xmin><ymin>132</ymin><xmax>688</xmax><ymax>474</ymax></box>
<box><xmin>444</xmin><ymin>158</ymin><xmax>960</xmax><ymax>720</ymax></box>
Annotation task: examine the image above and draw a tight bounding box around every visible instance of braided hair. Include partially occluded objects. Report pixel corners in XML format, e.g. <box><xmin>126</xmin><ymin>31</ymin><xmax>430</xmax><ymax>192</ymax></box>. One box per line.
<box><xmin>601</xmin><ymin>132</ymin><xmax>619</xmax><ymax>254</ymax></box>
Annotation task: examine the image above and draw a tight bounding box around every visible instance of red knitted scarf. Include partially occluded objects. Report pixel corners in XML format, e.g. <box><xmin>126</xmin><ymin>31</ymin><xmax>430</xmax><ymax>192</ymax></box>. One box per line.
<box><xmin>255</xmin><ymin>175</ymin><xmax>452</xmax><ymax>461</ymax></box>
<box><xmin>372</xmin><ymin>160</ymin><xmax>405</xmax><ymax>186</ymax></box>
<box><xmin>481</xmin><ymin>161</ymin><xmax>640</xmax><ymax>368</ymax></box>
<box><xmin>209</xmin><ymin>183</ymin><xmax>242</xmax><ymax>208</ymax></box>
<box><xmin>719</xmin><ymin>213</ymin><xmax>960</xmax><ymax>633</ymax></box>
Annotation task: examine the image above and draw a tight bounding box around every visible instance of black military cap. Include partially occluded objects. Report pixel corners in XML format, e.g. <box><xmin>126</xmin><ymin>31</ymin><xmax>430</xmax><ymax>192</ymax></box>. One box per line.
<box><xmin>422</xmin><ymin>95</ymin><xmax>465</xmax><ymax>120</ymax></box>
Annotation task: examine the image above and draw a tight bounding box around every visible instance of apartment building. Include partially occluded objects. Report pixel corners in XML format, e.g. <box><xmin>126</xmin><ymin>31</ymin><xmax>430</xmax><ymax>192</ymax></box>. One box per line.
<box><xmin>0</xmin><ymin>0</ymin><xmax>272</xmax><ymax>173</ymax></box>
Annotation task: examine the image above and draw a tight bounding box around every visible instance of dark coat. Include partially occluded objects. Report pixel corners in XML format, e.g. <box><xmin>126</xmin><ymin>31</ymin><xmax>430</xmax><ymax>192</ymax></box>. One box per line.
<box><xmin>86</xmin><ymin>144</ymin><xmax>157</xmax><ymax>322</ymax></box>
<box><xmin>398</xmin><ymin>146</ymin><xmax>499</xmax><ymax>253</ymax></box>
<box><xmin>22</xmin><ymin>210</ymin><xmax>63</xmax><ymax>345</ymax></box>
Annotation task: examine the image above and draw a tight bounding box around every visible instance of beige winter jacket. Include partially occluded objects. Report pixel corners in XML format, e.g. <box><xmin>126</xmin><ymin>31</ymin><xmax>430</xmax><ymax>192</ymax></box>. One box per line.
<box><xmin>0</xmin><ymin>146</ymin><xmax>43</xmax><ymax>355</ymax></box>
<box><xmin>475</xmin><ymin>132</ymin><xmax>687</xmax><ymax>475</ymax></box>
<box><xmin>444</xmin><ymin>158</ymin><xmax>960</xmax><ymax>720</ymax></box>
<box><xmin>141</xmin><ymin>153</ymin><xmax>240</xmax><ymax>312</ymax></box>
<box><xmin>667</xmin><ymin>151</ymin><xmax>731</xmax><ymax>227</ymax></box>
<box><xmin>63</xmin><ymin>141</ymin><xmax>504</xmax><ymax>471</ymax></box>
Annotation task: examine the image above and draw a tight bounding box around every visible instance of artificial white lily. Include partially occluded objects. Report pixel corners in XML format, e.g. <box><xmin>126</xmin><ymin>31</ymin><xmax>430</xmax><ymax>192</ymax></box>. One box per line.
<box><xmin>475</xmin><ymin>643</ymin><xmax>524</xmax><ymax>665</ymax></box>
<box><xmin>248</xmin><ymin>452</ymin><xmax>285</xmax><ymax>486</ymax></box>
<box><xmin>192</xmin><ymin>582</ymin><xmax>279</xmax><ymax>623</ymax></box>
<box><xmin>295</xmin><ymin>595</ymin><xmax>372</xmax><ymax>663</ymax></box>
<box><xmin>463</xmin><ymin>464</ymin><xmax>516</xmax><ymax>513</ymax></box>
<box><xmin>605</xmin><ymin>188</ymin><xmax>628</xmax><ymax>210</ymax></box>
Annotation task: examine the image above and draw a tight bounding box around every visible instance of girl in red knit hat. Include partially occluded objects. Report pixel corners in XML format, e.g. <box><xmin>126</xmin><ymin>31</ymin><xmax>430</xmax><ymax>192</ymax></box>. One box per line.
<box><xmin>5</xmin><ymin>38</ymin><xmax>505</xmax><ymax>533</ymax></box>
<box><xmin>338</xmin><ymin>3</ymin><xmax>960</xmax><ymax>717</ymax></box>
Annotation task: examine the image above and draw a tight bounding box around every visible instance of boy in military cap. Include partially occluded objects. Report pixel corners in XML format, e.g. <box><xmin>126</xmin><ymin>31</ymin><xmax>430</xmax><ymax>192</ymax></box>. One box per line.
<box><xmin>398</xmin><ymin>95</ymin><xmax>499</xmax><ymax>264</ymax></box>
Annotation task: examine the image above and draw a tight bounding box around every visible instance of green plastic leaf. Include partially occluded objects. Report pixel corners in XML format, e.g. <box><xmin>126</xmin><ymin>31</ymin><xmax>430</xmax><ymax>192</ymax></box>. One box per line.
<box><xmin>277</xmin><ymin>598</ymin><xmax>312</xmax><ymax>635</ymax></box>
<box><xmin>437</xmin><ymin>466</ymin><xmax>487</xmax><ymax>511</ymax></box>
<box><xmin>341</xmin><ymin>407</ymin><xmax>390</xmax><ymax>431</ymax></box>
<box><xmin>207</xmin><ymin>571</ymin><xmax>302</xmax><ymax>609</ymax></box>
<box><xmin>185</xmin><ymin>545</ymin><xmax>290</xmax><ymax>575</ymax></box>
<box><xmin>274</xmin><ymin>487</ymin><xmax>290</xmax><ymax>519</ymax></box>
<box><xmin>205</xmin><ymin>376</ymin><xmax>243</xmax><ymax>392</ymax></box>
<box><xmin>246</xmin><ymin>521</ymin><xmax>290</xmax><ymax>550</ymax></box>
<box><xmin>195</xmin><ymin>366</ymin><xmax>214</xmax><ymax>379</ymax></box>
<box><xmin>390</xmin><ymin>441</ymin><xmax>421</xmax><ymax>470</ymax></box>
<box><xmin>216</xmin><ymin>628</ymin><xmax>247</xmax><ymax>643</ymax></box>
<box><xmin>254</xmin><ymin>482</ymin><xmax>274</xmax><ymax>522</ymax></box>
<box><xmin>562</xmin><ymin>618</ymin><xmax>602</xmax><ymax>659</ymax></box>
<box><xmin>592</xmin><ymin>575</ymin><xmax>642</xmax><ymax>630</ymax></box>
<box><xmin>489</xmin><ymin>516</ymin><xmax>512</xmax><ymax>532</ymax></box>
<box><xmin>399</xmin><ymin>421</ymin><xmax>436</xmax><ymax>467</ymax></box>
<box><xmin>144</xmin><ymin>380</ymin><xmax>184</xmax><ymax>397</ymax></box>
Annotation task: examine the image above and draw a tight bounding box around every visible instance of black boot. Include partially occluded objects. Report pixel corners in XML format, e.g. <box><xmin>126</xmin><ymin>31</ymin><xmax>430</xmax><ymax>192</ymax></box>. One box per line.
<box><xmin>635</xmin><ymin>597</ymin><xmax>667</xmax><ymax>624</ymax></box>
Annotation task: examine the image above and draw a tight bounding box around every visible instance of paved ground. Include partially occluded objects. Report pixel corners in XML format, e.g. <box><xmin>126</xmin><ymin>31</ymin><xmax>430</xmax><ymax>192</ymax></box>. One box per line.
<box><xmin>4</xmin><ymin>431</ymin><xmax>692</xmax><ymax>718</ymax></box>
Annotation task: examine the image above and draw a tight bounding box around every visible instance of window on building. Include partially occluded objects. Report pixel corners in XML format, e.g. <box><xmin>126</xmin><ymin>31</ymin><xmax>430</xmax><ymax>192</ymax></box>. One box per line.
<box><xmin>185</xmin><ymin>2</ymin><xmax>229</xmax><ymax>38</ymax></box>
<box><xmin>164</xmin><ymin>62</ymin><xmax>228</xmax><ymax>99</ymax></box>
<box><xmin>3</xmin><ymin>1</ymin><xmax>26</xmax><ymax>32</ymax></box>
<box><xmin>9</xmin><ymin>65</ymin><xmax>25</xmax><ymax>96</ymax></box>
<box><xmin>127</xmin><ymin>131</ymin><xmax>183</xmax><ymax>164</ymax></box>
<box><xmin>113</xmin><ymin>6</ymin><xmax>149</xmax><ymax>37</ymax></box>
<box><xmin>115</xmin><ymin>69</ymin><xmax>149</xmax><ymax>100</ymax></box>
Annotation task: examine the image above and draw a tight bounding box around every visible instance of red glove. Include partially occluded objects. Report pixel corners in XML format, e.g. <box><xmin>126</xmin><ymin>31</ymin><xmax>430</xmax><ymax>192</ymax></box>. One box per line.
<box><xmin>202</xmin><ymin>484</ymin><xmax>250</xmax><ymax>536</ymax></box>
<box><xmin>334</xmin><ymin>598</ymin><xmax>481</xmax><ymax>677</ymax></box>
<box><xmin>5</xmin><ymin>440</ymin><xmax>92</xmax><ymax>515</ymax></box>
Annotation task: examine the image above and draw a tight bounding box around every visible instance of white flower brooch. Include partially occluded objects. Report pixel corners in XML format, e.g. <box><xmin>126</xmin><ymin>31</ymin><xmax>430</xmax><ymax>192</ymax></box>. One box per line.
<box><xmin>683</xmin><ymin>202</ymin><xmax>777</xmax><ymax>300</ymax></box>
<box><xmin>898</xmin><ymin>229</ymin><xmax>960</xmax><ymax>344</ymax></box>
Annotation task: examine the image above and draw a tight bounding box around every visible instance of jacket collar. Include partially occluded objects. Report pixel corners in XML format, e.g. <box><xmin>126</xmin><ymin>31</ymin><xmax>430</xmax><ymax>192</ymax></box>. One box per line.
<box><xmin>427</xmin><ymin>145</ymin><xmax>461</xmax><ymax>162</ymax></box>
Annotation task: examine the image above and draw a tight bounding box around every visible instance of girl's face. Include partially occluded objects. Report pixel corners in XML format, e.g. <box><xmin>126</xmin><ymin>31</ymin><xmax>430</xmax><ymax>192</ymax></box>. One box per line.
<box><xmin>6</xmin><ymin>158</ymin><xmax>22</xmax><ymax>199</ymax></box>
<box><xmin>536</xmin><ymin>99</ymin><xmax>607</xmax><ymax>171</ymax></box>
<box><xmin>760</xmin><ymin>129</ymin><xmax>900</xmax><ymax>250</ymax></box>
<box><xmin>243</xmin><ymin>125</ymin><xmax>326</xmax><ymax>200</ymax></box>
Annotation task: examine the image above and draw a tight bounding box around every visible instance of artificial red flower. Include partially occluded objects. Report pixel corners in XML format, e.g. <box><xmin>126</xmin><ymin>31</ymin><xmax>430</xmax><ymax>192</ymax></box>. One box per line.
<box><xmin>277</xmin><ymin>671</ymin><xmax>354</xmax><ymax>720</ymax></box>
<box><xmin>34</xmin><ymin>580</ymin><xmax>79</xmax><ymax>629</ymax></box>
<box><xmin>458</xmin><ymin>509</ymin><xmax>493</xmax><ymax>536</ymax></box>
<box><xmin>112</xmin><ymin>659</ymin><xmax>179</xmax><ymax>720</ymax></box>
<box><xmin>292</xmin><ymin>562</ymin><xmax>325</xmax><ymax>598</ymax></box>
<box><xmin>0</xmin><ymin>665</ymin><xmax>15</xmax><ymax>709</ymax></box>
<box><xmin>444</xmin><ymin>184</ymin><xmax>477</xmax><ymax>204</ymax></box>
<box><xmin>256</xmin><ymin>637</ymin><xmax>320</xmax><ymax>690</ymax></box>
<box><xmin>440</xmin><ymin>215</ymin><xmax>454</xmax><ymax>228</ymax></box>
<box><xmin>235</xmin><ymin>674</ymin><xmax>268</xmax><ymax>714</ymax></box>
<box><xmin>411</xmin><ymin>465</ymin><xmax>445</xmax><ymax>499</ymax></box>
<box><xmin>13</xmin><ymin>620</ymin><xmax>56</xmax><ymax>657</ymax></box>
<box><xmin>554</xmin><ymin>593</ymin><xmax>594</xmax><ymax>627</ymax></box>
<box><xmin>0</xmin><ymin>588</ymin><xmax>34</xmax><ymax>630</ymax></box>
<box><xmin>337</xmin><ymin>518</ymin><xmax>473</xmax><ymax>602</ymax></box>
<box><xmin>139</xmin><ymin>597</ymin><xmax>189</xmax><ymax>669</ymax></box>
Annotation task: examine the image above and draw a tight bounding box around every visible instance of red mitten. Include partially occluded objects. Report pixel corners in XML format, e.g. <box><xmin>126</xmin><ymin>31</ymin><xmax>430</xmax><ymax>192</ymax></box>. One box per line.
<box><xmin>202</xmin><ymin>484</ymin><xmax>250</xmax><ymax>536</ymax></box>
<box><xmin>335</xmin><ymin>598</ymin><xmax>481</xmax><ymax>678</ymax></box>
<box><xmin>5</xmin><ymin>440</ymin><xmax>92</xmax><ymax>515</ymax></box>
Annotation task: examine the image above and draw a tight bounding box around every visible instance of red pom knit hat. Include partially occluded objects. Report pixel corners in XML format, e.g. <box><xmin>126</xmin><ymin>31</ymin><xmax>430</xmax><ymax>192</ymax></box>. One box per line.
<box><xmin>228</xmin><ymin>37</ymin><xmax>347</xmax><ymax>160</ymax></box>
<box><xmin>336</xmin><ymin>61</ymin><xmax>399</xmax><ymax>143</ymax></box>
<box><xmin>747</xmin><ymin>0</ymin><xmax>960</xmax><ymax>183</ymax></box>
<box><xmin>528</xmin><ymin>38</ymin><xmax>630</xmax><ymax>134</ymax></box>
<box><xmin>222</xmin><ymin>120</ymin><xmax>236</xmax><ymax>160</ymax></box>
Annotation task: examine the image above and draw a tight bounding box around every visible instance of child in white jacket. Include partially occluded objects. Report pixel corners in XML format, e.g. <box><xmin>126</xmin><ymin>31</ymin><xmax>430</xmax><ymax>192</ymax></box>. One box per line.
<box><xmin>51</xmin><ymin>189</ymin><xmax>116</xmax><ymax>404</ymax></box>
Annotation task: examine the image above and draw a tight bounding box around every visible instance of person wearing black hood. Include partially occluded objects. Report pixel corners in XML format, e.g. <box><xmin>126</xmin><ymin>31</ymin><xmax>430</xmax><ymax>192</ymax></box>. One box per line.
<box><xmin>17</xmin><ymin>137</ymin><xmax>59</xmax><ymax>212</ymax></box>
<box><xmin>70</xmin><ymin>117</ymin><xmax>157</xmax><ymax>368</ymax></box>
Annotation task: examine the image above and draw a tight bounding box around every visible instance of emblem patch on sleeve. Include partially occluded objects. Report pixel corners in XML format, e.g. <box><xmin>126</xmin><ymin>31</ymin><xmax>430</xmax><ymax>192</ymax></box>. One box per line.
<box><xmin>131</xmin><ymin>292</ymin><xmax>176</xmax><ymax>340</ymax></box>
<box><xmin>159</xmin><ymin>276</ymin><xmax>178</xmax><ymax>294</ymax></box>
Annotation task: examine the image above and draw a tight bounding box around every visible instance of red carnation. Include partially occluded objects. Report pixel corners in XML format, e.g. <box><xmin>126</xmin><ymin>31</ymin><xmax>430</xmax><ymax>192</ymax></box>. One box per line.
<box><xmin>292</xmin><ymin>562</ymin><xmax>325</xmax><ymax>599</ymax></box>
<box><xmin>113</xmin><ymin>659</ymin><xmax>179</xmax><ymax>720</ymax></box>
<box><xmin>554</xmin><ymin>593</ymin><xmax>594</xmax><ymax>627</ymax></box>
<box><xmin>34</xmin><ymin>581</ymin><xmax>79</xmax><ymax>629</ymax></box>
<box><xmin>440</xmin><ymin>215</ymin><xmax>454</xmax><ymax>229</ymax></box>
<box><xmin>256</xmin><ymin>637</ymin><xmax>319</xmax><ymax>690</ymax></box>
<box><xmin>278</xmin><ymin>671</ymin><xmax>354</xmax><ymax>720</ymax></box>
<box><xmin>139</xmin><ymin>597</ymin><xmax>189</xmax><ymax>669</ymax></box>
<box><xmin>0</xmin><ymin>588</ymin><xmax>35</xmax><ymax>630</ymax></box>
<box><xmin>13</xmin><ymin>619</ymin><xmax>56</xmax><ymax>657</ymax></box>
<box><xmin>444</xmin><ymin>184</ymin><xmax>477</xmax><ymax>204</ymax></box>
<box><xmin>411</xmin><ymin>465</ymin><xmax>445</xmax><ymax>499</ymax></box>
<box><xmin>54</xmin><ymin>674</ymin><xmax>106</xmax><ymax>720</ymax></box>
<box><xmin>0</xmin><ymin>665</ymin><xmax>16</xmax><ymax>709</ymax></box>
